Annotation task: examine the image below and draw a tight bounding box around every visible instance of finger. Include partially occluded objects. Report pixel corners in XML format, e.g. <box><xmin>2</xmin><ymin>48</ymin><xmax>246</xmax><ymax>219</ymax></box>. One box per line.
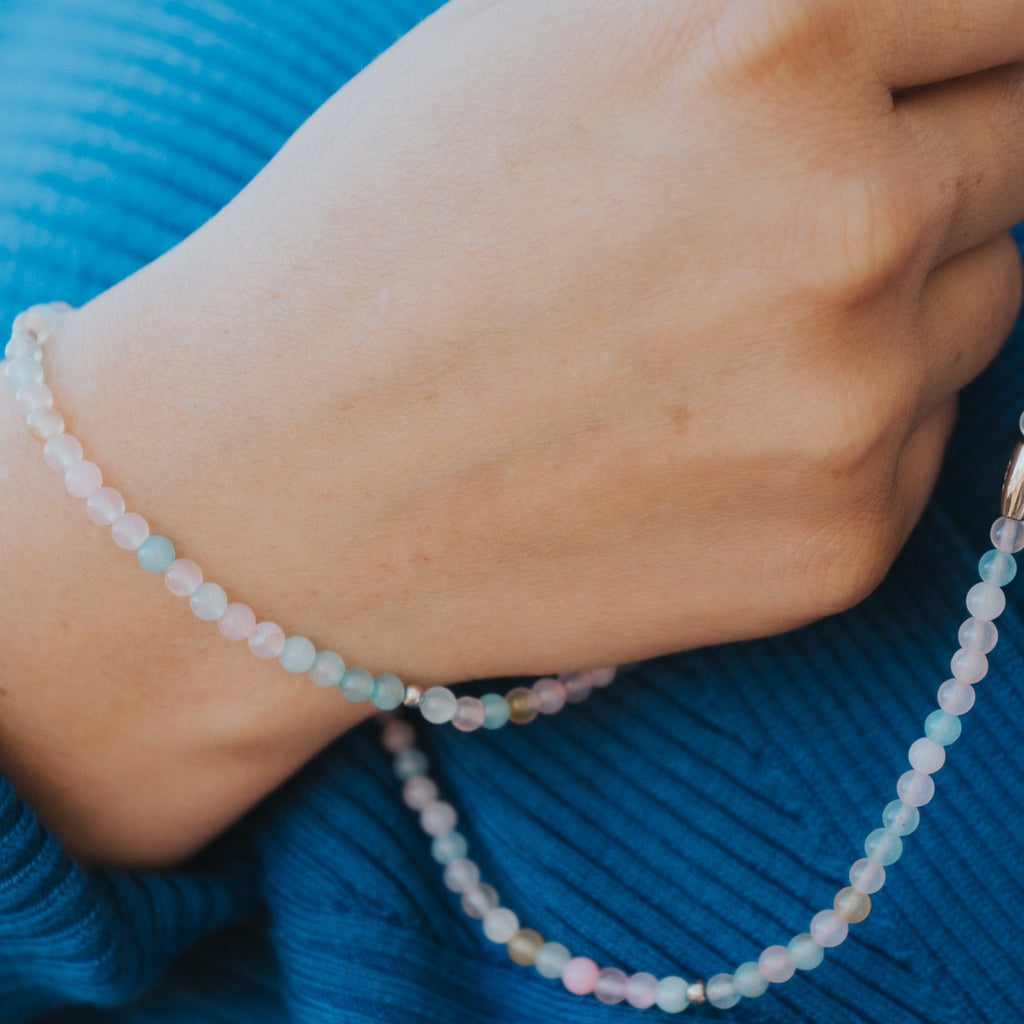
<box><xmin>895</xmin><ymin>63</ymin><xmax>1024</xmax><ymax>265</ymax></box>
<box><xmin>860</xmin><ymin>1</ymin><xmax>1024</xmax><ymax>89</ymax></box>
<box><xmin>917</xmin><ymin>233</ymin><xmax>1023</xmax><ymax>407</ymax></box>
<box><xmin>894</xmin><ymin>396</ymin><xmax>958</xmax><ymax>547</ymax></box>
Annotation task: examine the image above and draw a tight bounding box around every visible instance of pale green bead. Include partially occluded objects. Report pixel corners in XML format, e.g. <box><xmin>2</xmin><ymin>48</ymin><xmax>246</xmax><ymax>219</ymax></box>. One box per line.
<box><xmin>420</xmin><ymin>686</ymin><xmax>457</xmax><ymax>724</ymax></box>
<box><xmin>882</xmin><ymin>799</ymin><xmax>920</xmax><ymax>837</ymax></box>
<box><xmin>431</xmin><ymin>830</ymin><xmax>468</xmax><ymax>864</ymax></box>
<box><xmin>654</xmin><ymin>976</ymin><xmax>690</xmax><ymax>1014</ymax></box>
<box><xmin>309</xmin><ymin>650</ymin><xmax>346</xmax><ymax>688</ymax></box>
<box><xmin>733</xmin><ymin>961</ymin><xmax>769</xmax><ymax>998</ymax></box>
<box><xmin>705</xmin><ymin>974</ymin><xmax>740</xmax><ymax>1009</ymax></box>
<box><xmin>394</xmin><ymin>748</ymin><xmax>428</xmax><ymax>780</ymax></box>
<box><xmin>481</xmin><ymin>693</ymin><xmax>511</xmax><ymax>730</ymax></box>
<box><xmin>136</xmin><ymin>535</ymin><xmax>176</xmax><ymax>573</ymax></box>
<box><xmin>280</xmin><ymin>635</ymin><xmax>317</xmax><ymax>673</ymax></box>
<box><xmin>339</xmin><ymin>667</ymin><xmax>374</xmax><ymax>703</ymax></box>
<box><xmin>788</xmin><ymin>933</ymin><xmax>825</xmax><ymax>971</ymax></box>
<box><xmin>979</xmin><ymin>549</ymin><xmax>1017</xmax><ymax>587</ymax></box>
<box><xmin>864</xmin><ymin>827</ymin><xmax>903</xmax><ymax>866</ymax></box>
<box><xmin>534</xmin><ymin>942</ymin><xmax>571</xmax><ymax>980</ymax></box>
<box><xmin>371</xmin><ymin>673</ymin><xmax>405</xmax><ymax>711</ymax></box>
<box><xmin>925</xmin><ymin>709</ymin><xmax>962</xmax><ymax>747</ymax></box>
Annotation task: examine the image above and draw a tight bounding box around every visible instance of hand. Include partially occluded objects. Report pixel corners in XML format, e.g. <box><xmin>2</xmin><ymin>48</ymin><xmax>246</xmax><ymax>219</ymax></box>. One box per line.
<box><xmin>2</xmin><ymin>0</ymin><xmax>1022</xmax><ymax>866</ymax></box>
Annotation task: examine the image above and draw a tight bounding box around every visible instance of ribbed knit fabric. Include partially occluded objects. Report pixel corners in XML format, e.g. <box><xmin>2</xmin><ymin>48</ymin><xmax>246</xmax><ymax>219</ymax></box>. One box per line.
<box><xmin>2</xmin><ymin>3</ymin><xmax>1024</xmax><ymax>1022</ymax></box>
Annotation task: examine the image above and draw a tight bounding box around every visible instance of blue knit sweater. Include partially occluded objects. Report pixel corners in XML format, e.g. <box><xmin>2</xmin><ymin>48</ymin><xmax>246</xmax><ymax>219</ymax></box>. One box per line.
<box><xmin>2</xmin><ymin>3</ymin><xmax>1024</xmax><ymax>1021</ymax></box>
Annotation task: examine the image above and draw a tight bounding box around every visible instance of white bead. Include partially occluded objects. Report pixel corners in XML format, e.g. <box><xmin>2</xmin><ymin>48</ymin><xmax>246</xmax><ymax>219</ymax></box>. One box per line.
<box><xmin>248</xmin><ymin>621</ymin><xmax>286</xmax><ymax>659</ymax></box>
<box><xmin>64</xmin><ymin>460</ymin><xmax>102</xmax><ymax>498</ymax></box>
<box><xmin>165</xmin><ymin>558</ymin><xmax>203</xmax><ymax>596</ymax></box>
<box><xmin>897</xmin><ymin>769</ymin><xmax>935</xmax><ymax>808</ymax></box>
<box><xmin>190</xmin><ymin>582</ymin><xmax>229</xmax><ymax>622</ymax></box>
<box><xmin>85</xmin><ymin>487</ymin><xmax>125</xmax><ymax>525</ymax></box>
<box><xmin>15</xmin><ymin>381</ymin><xmax>52</xmax><ymax>414</ymax></box>
<box><xmin>966</xmin><ymin>582</ymin><xmax>1006</xmax><ymax>621</ymax></box>
<box><xmin>908</xmin><ymin>737</ymin><xmax>946</xmax><ymax>774</ymax></box>
<box><xmin>111</xmin><ymin>512</ymin><xmax>149</xmax><ymax>550</ymax></box>
<box><xmin>43</xmin><ymin>433</ymin><xmax>83</xmax><ymax>471</ymax></box>
<box><xmin>27</xmin><ymin>408</ymin><xmax>64</xmax><ymax>439</ymax></box>
<box><xmin>218</xmin><ymin>602</ymin><xmax>257</xmax><ymax>641</ymax></box>
<box><xmin>482</xmin><ymin>907</ymin><xmax>519</xmax><ymax>944</ymax></box>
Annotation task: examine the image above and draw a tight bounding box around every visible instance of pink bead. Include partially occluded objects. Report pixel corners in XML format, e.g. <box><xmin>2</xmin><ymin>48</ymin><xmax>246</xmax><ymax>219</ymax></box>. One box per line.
<box><xmin>15</xmin><ymin>381</ymin><xmax>53</xmax><ymax>414</ymax></box>
<box><xmin>43</xmin><ymin>433</ymin><xmax>83</xmax><ymax>471</ymax></box>
<box><xmin>908</xmin><ymin>737</ymin><xmax>946</xmax><ymax>775</ymax></box>
<box><xmin>590</xmin><ymin>667</ymin><xmax>617</xmax><ymax>687</ymax></box>
<box><xmin>85</xmin><ymin>487</ymin><xmax>126</xmax><ymax>525</ymax></box>
<box><xmin>897</xmin><ymin>769</ymin><xmax>935</xmax><ymax>808</ymax></box>
<box><xmin>810</xmin><ymin>909</ymin><xmax>848</xmax><ymax>948</ymax></box>
<box><xmin>562</xmin><ymin>957</ymin><xmax>600</xmax><ymax>996</ymax></box>
<box><xmin>758</xmin><ymin>945</ymin><xmax>795</xmax><ymax>983</ymax></box>
<box><xmin>451</xmin><ymin>696</ymin><xmax>486</xmax><ymax>732</ymax></box>
<box><xmin>624</xmin><ymin>972</ymin><xmax>658</xmax><ymax>1009</ymax></box>
<box><xmin>938</xmin><ymin>679</ymin><xmax>976</xmax><ymax>716</ymax></box>
<box><xmin>562</xmin><ymin>671</ymin><xmax>593</xmax><ymax>704</ymax></box>
<box><xmin>381</xmin><ymin>718</ymin><xmax>415</xmax><ymax>754</ymax></box>
<box><xmin>533</xmin><ymin>677</ymin><xmax>567</xmax><ymax>715</ymax></box>
<box><xmin>248</xmin><ymin>621</ymin><xmax>285</xmax><ymax>659</ymax></box>
<box><xmin>64</xmin><ymin>459</ymin><xmax>102</xmax><ymax>498</ymax></box>
<box><xmin>950</xmin><ymin>649</ymin><xmax>987</xmax><ymax>684</ymax></box>
<box><xmin>165</xmin><ymin>558</ymin><xmax>203</xmax><ymax>597</ymax></box>
<box><xmin>402</xmin><ymin>776</ymin><xmax>438</xmax><ymax>811</ymax></box>
<box><xmin>111</xmin><ymin>512</ymin><xmax>149</xmax><ymax>550</ymax></box>
<box><xmin>218</xmin><ymin>602</ymin><xmax>257</xmax><ymax>641</ymax></box>
<box><xmin>420</xmin><ymin>800</ymin><xmax>457</xmax><ymax>836</ymax></box>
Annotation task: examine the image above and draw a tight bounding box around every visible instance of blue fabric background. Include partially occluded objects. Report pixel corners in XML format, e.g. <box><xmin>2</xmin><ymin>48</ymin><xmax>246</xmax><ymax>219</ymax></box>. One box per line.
<box><xmin>2</xmin><ymin>3</ymin><xmax>1024</xmax><ymax>1022</ymax></box>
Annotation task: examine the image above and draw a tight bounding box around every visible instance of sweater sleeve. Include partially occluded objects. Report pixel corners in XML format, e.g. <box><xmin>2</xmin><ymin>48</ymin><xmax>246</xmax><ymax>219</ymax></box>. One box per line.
<box><xmin>0</xmin><ymin>777</ymin><xmax>259</xmax><ymax>1023</ymax></box>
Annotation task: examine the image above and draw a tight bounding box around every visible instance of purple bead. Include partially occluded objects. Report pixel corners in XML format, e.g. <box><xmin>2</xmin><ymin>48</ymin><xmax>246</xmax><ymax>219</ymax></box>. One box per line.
<box><xmin>533</xmin><ymin>677</ymin><xmax>567</xmax><ymax>715</ymax></box>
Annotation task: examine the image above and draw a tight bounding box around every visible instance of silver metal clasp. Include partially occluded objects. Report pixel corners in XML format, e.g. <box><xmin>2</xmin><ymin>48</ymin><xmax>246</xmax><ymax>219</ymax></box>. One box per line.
<box><xmin>1001</xmin><ymin>441</ymin><xmax>1024</xmax><ymax>520</ymax></box>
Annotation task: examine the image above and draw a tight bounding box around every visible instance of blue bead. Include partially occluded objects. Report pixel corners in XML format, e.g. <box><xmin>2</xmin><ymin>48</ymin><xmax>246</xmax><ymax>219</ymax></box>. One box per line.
<box><xmin>431</xmin><ymin>830</ymin><xmax>469</xmax><ymax>864</ymax></box>
<box><xmin>882</xmin><ymin>799</ymin><xmax>920</xmax><ymax>837</ymax></box>
<box><xmin>979</xmin><ymin>549</ymin><xmax>1017</xmax><ymax>587</ymax></box>
<box><xmin>279</xmin><ymin>636</ymin><xmax>317</xmax><ymax>673</ymax></box>
<box><xmin>481</xmin><ymin>693</ymin><xmax>511</xmax><ymax>730</ymax></box>
<box><xmin>339</xmin><ymin>667</ymin><xmax>374</xmax><ymax>703</ymax></box>
<box><xmin>136</xmin><ymin>534</ymin><xmax>176</xmax><ymax>573</ymax></box>
<box><xmin>925</xmin><ymin>708</ymin><xmax>962</xmax><ymax>747</ymax></box>
<box><xmin>864</xmin><ymin>827</ymin><xmax>903</xmax><ymax>866</ymax></box>
<box><xmin>309</xmin><ymin>650</ymin><xmax>345</xmax><ymax>688</ymax></box>
<box><xmin>394</xmin><ymin>748</ymin><xmax>429</xmax><ymax>780</ymax></box>
<box><xmin>371</xmin><ymin>673</ymin><xmax>405</xmax><ymax>711</ymax></box>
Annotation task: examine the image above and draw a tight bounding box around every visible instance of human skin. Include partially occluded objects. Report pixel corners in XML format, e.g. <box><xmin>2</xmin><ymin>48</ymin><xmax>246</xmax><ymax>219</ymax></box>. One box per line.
<box><xmin>1</xmin><ymin>0</ymin><xmax>1023</xmax><ymax>868</ymax></box>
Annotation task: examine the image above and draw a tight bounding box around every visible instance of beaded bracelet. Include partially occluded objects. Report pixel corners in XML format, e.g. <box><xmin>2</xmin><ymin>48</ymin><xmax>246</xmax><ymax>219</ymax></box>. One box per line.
<box><xmin>5</xmin><ymin>301</ymin><xmax>1023</xmax><ymax>1013</ymax></box>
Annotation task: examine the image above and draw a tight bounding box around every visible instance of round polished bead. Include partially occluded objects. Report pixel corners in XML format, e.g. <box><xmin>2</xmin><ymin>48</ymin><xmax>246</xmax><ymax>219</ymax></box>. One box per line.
<box><xmin>21</xmin><ymin>303</ymin><xmax>62</xmax><ymax>340</ymax></box>
<box><xmin>979</xmin><ymin>549</ymin><xmax>1017</xmax><ymax>587</ymax></box>
<box><xmin>908</xmin><ymin>737</ymin><xmax>946</xmax><ymax>774</ymax></box>
<box><xmin>865</xmin><ymin>828</ymin><xmax>903</xmax><ymax>866</ymax></box>
<box><xmin>532</xmin><ymin>677</ymin><xmax>567</xmax><ymax>715</ymax></box>
<box><xmin>15</xmin><ymin>380</ymin><xmax>52</xmax><ymax>414</ymax></box>
<box><xmin>591</xmin><ymin>667</ymin><xmax>617</xmax><ymax>687</ymax></box>
<box><xmin>218</xmin><ymin>602</ymin><xmax>257</xmax><ymax>641</ymax></box>
<box><xmin>460</xmin><ymin>882</ymin><xmax>498</xmax><ymax>919</ymax></box>
<box><xmin>758</xmin><ymin>945</ymin><xmax>795</xmax><ymax>984</ymax></box>
<box><xmin>788</xmin><ymin>934</ymin><xmax>825</xmax><ymax>971</ymax></box>
<box><xmin>442</xmin><ymin>857</ymin><xmax>480</xmax><ymax>894</ymax></box>
<box><xmin>882</xmin><ymin>799</ymin><xmax>920</xmax><ymax>836</ymax></box>
<box><xmin>420</xmin><ymin>800</ymin><xmax>457</xmax><ymax>836</ymax></box>
<box><xmin>111</xmin><ymin>512</ymin><xmax>149</xmax><ymax>550</ymax></box>
<box><xmin>810</xmin><ymin>909</ymin><xmax>849</xmax><ymax>948</ymax></box>
<box><xmin>420</xmin><ymin>686</ymin><xmax>457</xmax><ymax>724</ymax></box>
<box><xmin>705</xmin><ymin>974</ymin><xmax>740</xmax><ymax>1009</ymax></box>
<box><xmin>733</xmin><ymin>961</ymin><xmax>770</xmax><ymax>998</ymax></box>
<box><xmin>6</xmin><ymin>333</ymin><xmax>41</xmax><ymax>361</ymax></box>
<box><xmin>654</xmin><ymin>976</ymin><xmax>690</xmax><ymax>1013</ymax></box>
<box><xmin>508</xmin><ymin>928</ymin><xmax>545</xmax><ymax>967</ymax></box>
<box><xmin>849</xmin><ymin>858</ymin><xmax>886</xmax><ymax>895</ymax></box>
<box><xmin>43</xmin><ymin>433</ymin><xmax>82</xmax><ymax>470</ymax></box>
<box><xmin>506</xmin><ymin>686</ymin><xmax>540</xmax><ymax>725</ymax></box>
<box><xmin>5</xmin><ymin>355</ymin><xmax>44</xmax><ymax>389</ymax></box>
<box><xmin>381</xmin><ymin>718</ymin><xmax>415</xmax><ymax>754</ymax></box>
<box><xmin>393</xmin><ymin>748</ymin><xmax>428</xmax><ymax>780</ymax></box>
<box><xmin>190</xmin><ymin>582</ymin><xmax>228</xmax><ymax>622</ymax></box>
<box><xmin>958</xmin><ymin>617</ymin><xmax>998</xmax><ymax>654</ymax></box>
<box><xmin>562</xmin><ymin>671</ymin><xmax>593</xmax><ymax>704</ymax></box>
<box><xmin>137</xmin><ymin>535</ymin><xmax>176</xmax><ymax>573</ymax></box>
<box><xmin>966</xmin><ymin>581</ymin><xmax>1006</xmax><ymax>621</ymax></box>
<box><xmin>279</xmin><ymin>636</ymin><xmax>316</xmax><ymax>673</ymax></box>
<box><xmin>482</xmin><ymin>907</ymin><xmax>519</xmax><ymax>945</ymax></box>
<box><xmin>950</xmin><ymin>648</ymin><xmax>987</xmax><ymax>684</ymax></box>
<box><xmin>402</xmin><ymin>776</ymin><xmax>438</xmax><ymax>811</ymax></box>
<box><xmin>925</xmin><ymin>708</ymin><xmax>963</xmax><ymax>746</ymax></box>
<box><xmin>991</xmin><ymin>515</ymin><xmax>1024</xmax><ymax>554</ymax></box>
<box><xmin>938</xmin><ymin>679</ymin><xmax>976</xmax><ymax>716</ymax></box>
<box><xmin>834</xmin><ymin>887</ymin><xmax>871</xmax><ymax>924</ymax></box>
<box><xmin>562</xmin><ymin>957</ymin><xmax>600</xmax><ymax>996</ymax></box>
<box><xmin>64</xmin><ymin>460</ymin><xmax>103</xmax><ymax>499</ymax></box>
<box><xmin>309</xmin><ymin>650</ymin><xmax>345</xmax><ymax>688</ymax></box>
<box><xmin>624</xmin><ymin>972</ymin><xmax>659</xmax><ymax>1009</ymax></box>
<box><xmin>371</xmin><ymin>673</ymin><xmax>406</xmax><ymax>710</ymax></box>
<box><xmin>451</xmin><ymin>696</ymin><xmax>486</xmax><ymax>732</ymax></box>
<box><xmin>249</xmin><ymin>622</ymin><xmax>286</xmax><ymax>659</ymax></box>
<box><xmin>339</xmin><ymin>666</ymin><xmax>374</xmax><ymax>703</ymax></box>
<box><xmin>27</xmin><ymin>408</ymin><xmax>63</xmax><ymax>439</ymax></box>
<box><xmin>897</xmin><ymin>769</ymin><xmax>935</xmax><ymax>807</ymax></box>
<box><xmin>165</xmin><ymin>558</ymin><xmax>202</xmax><ymax>596</ymax></box>
<box><xmin>432</xmin><ymin>830</ymin><xmax>470</xmax><ymax>865</ymax></box>
<box><xmin>535</xmin><ymin>942</ymin><xmax>572</xmax><ymax>980</ymax></box>
<box><xmin>481</xmin><ymin>693</ymin><xmax>511</xmax><ymax>730</ymax></box>
<box><xmin>85</xmin><ymin>487</ymin><xmax>125</xmax><ymax>525</ymax></box>
<box><xmin>594</xmin><ymin>968</ymin><xmax>628</xmax><ymax>1005</ymax></box>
